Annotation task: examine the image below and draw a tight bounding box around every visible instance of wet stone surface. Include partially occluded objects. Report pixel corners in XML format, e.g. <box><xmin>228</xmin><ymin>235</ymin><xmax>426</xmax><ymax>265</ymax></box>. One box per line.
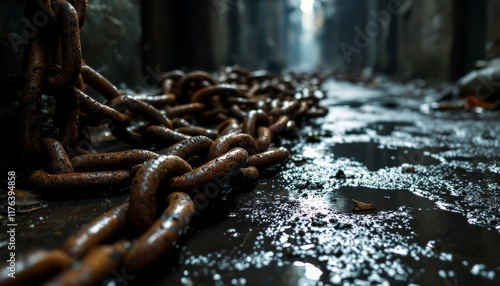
<box><xmin>1</xmin><ymin>79</ymin><xmax>499</xmax><ymax>285</ymax></box>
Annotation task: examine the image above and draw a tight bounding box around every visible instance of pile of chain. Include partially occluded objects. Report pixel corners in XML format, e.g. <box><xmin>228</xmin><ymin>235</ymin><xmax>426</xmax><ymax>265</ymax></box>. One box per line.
<box><xmin>1</xmin><ymin>1</ymin><xmax>328</xmax><ymax>285</ymax></box>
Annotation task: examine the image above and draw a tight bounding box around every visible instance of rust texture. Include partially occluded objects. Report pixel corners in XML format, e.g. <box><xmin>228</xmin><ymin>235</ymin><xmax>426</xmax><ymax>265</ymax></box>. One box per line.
<box><xmin>4</xmin><ymin>0</ymin><xmax>329</xmax><ymax>283</ymax></box>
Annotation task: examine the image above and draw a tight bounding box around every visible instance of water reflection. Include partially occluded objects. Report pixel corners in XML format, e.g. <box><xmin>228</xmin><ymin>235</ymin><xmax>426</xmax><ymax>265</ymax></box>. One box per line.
<box><xmin>282</xmin><ymin>261</ymin><xmax>323</xmax><ymax>285</ymax></box>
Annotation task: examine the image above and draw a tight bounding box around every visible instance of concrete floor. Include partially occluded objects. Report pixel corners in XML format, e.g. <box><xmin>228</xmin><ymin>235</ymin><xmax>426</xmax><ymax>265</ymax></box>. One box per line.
<box><xmin>1</xmin><ymin>77</ymin><xmax>499</xmax><ymax>285</ymax></box>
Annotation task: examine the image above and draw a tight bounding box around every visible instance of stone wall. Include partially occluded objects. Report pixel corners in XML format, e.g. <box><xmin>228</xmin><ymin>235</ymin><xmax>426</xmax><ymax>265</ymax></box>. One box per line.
<box><xmin>141</xmin><ymin>0</ymin><xmax>229</xmax><ymax>74</ymax></box>
<box><xmin>397</xmin><ymin>0</ymin><xmax>454</xmax><ymax>81</ymax></box>
<box><xmin>320</xmin><ymin>0</ymin><xmax>493</xmax><ymax>82</ymax></box>
<box><xmin>320</xmin><ymin>0</ymin><xmax>366</xmax><ymax>72</ymax></box>
<box><xmin>80</xmin><ymin>0</ymin><xmax>141</xmax><ymax>89</ymax></box>
<box><xmin>487</xmin><ymin>0</ymin><xmax>500</xmax><ymax>61</ymax></box>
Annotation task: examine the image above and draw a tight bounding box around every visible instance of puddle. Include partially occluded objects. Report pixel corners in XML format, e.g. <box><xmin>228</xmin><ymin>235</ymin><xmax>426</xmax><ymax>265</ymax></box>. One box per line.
<box><xmin>366</xmin><ymin>121</ymin><xmax>415</xmax><ymax>136</ymax></box>
<box><xmin>330</xmin><ymin>141</ymin><xmax>442</xmax><ymax>171</ymax></box>
<box><xmin>141</xmin><ymin>182</ymin><xmax>500</xmax><ymax>286</ymax></box>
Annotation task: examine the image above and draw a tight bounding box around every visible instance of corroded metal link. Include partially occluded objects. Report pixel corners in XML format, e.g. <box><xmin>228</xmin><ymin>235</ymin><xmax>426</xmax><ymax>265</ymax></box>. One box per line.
<box><xmin>21</xmin><ymin>33</ymin><xmax>46</xmax><ymax>170</ymax></box>
<box><xmin>206</xmin><ymin>133</ymin><xmax>258</xmax><ymax>161</ymax></box>
<box><xmin>268</xmin><ymin>83</ymin><xmax>293</xmax><ymax>96</ymax></box>
<box><xmin>0</xmin><ymin>249</ymin><xmax>73</xmax><ymax>286</ymax></box>
<box><xmin>45</xmin><ymin>0</ymin><xmax>82</xmax><ymax>91</ymax></box>
<box><xmin>255</xmin><ymin>99</ymin><xmax>270</xmax><ymax>112</ymax></box>
<box><xmin>107</xmin><ymin>95</ymin><xmax>172</xmax><ymax>147</ymax></box>
<box><xmin>169</xmin><ymin>147</ymin><xmax>249</xmax><ymax>194</ymax></box>
<box><xmin>63</xmin><ymin>203</ymin><xmax>129</xmax><ymax>258</ymax></box>
<box><xmin>29</xmin><ymin>168</ymin><xmax>132</xmax><ymax>191</ymax></box>
<box><xmin>222</xmin><ymin>124</ymin><xmax>242</xmax><ymax>136</ymax></box>
<box><xmin>200</xmin><ymin>107</ymin><xmax>229</xmax><ymax>123</ymax></box>
<box><xmin>80</xmin><ymin>65</ymin><xmax>122</xmax><ymax>100</ymax></box>
<box><xmin>246</xmin><ymin>83</ymin><xmax>262</xmax><ymax>96</ymax></box>
<box><xmin>223</xmin><ymin>65</ymin><xmax>250</xmax><ymax>77</ymax></box>
<box><xmin>41</xmin><ymin>137</ymin><xmax>74</xmax><ymax>174</ymax></box>
<box><xmin>256</xmin><ymin>126</ymin><xmax>272</xmax><ymax>152</ymax></box>
<box><xmin>236</xmin><ymin>166</ymin><xmax>260</xmax><ymax>181</ymax></box>
<box><xmin>107</xmin><ymin>95</ymin><xmax>173</xmax><ymax>129</ymax></box>
<box><xmin>270</xmin><ymin>98</ymin><xmax>284</xmax><ymax>110</ymax></box>
<box><xmin>71</xmin><ymin>150</ymin><xmax>158</xmax><ymax>171</ymax></box>
<box><xmin>165</xmin><ymin>102</ymin><xmax>205</xmax><ymax>118</ymax></box>
<box><xmin>109</xmin><ymin>126</ymin><xmax>148</xmax><ymax>148</ymax></box>
<box><xmin>160</xmin><ymin>69</ymin><xmax>185</xmax><ymax>94</ymax></box>
<box><xmin>184</xmin><ymin>155</ymin><xmax>205</xmax><ymax>169</ymax></box>
<box><xmin>163</xmin><ymin>136</ymin><xmax>214</xmax><ymax>162</ymax></box>
<box><xmin>161</xmin><ymin>79</ymin><xmax>176</xmax><ymax>95</ymax></box>
<box><xmin>75</xmin><ymin>73</ymin><xmax>84</xmax><ymax>91</ymax></box>
<box><xmin>76</xmin><ymin>87</ymin><xmax>131</xmax><ymax>127</ymax></box>
<box><xmin>269</xmin><ymin>105</ymin><xmax>284</xmax><ymax>117</ymax></box>
<box><xmin>282</xmin><ymin>100</ymin><xmax>301</xmax><ymax>115</ymax></box>
<box><xmin>190</xmin><ymin>84</ymin><xmax>242</xmax><ymax>104</ymax></box>
<box><xmin>68</xmin><ymin>0</ymin><xmax>88</xmax><ymax>28</ymax></box>
<box><xmin>216</xmin><ymin>118</ymin><xmax>240</xmax><ymax>136</ymax></box>
<box><xmin>268</xmin><ymin>115</ymin><xmax>290</xmax><ymax>133</ymax></box>
<box><xmin>128</xmin><ymin>121</ymin><xmax>150</xmax><ymax>136</ymax></box>
<box><xmin>128</xmin><ymin>155</ymin><xmax>193</xmax><ymax>234</ymax></box>
<box><xmin>161</xmin><ymin>69</ymin><xmax>186</xmax><ymax>81</ymax></box>
<box><xmin>215</xmin><ymin>112</ymin><xmax>230</xmax><ymax>122</ymax></box>
<box><xmin>144</xmin><ymin>125</ymin><xmax>191</xmax><ymax>146</ymax></box>
<box><xmin>216</xmin><ymin>118</ymin><xmax>238</xmax><ymax>132</ymax></box>
<box><xmin>175</xmin><ymin>71</ymin><xmax>217</xmax><ymax>103</ymax></box>
<box><xmin>285</xmin><ymin>120</ymin><xmax>296</xmax><ymax>132</ymax></box>
<box><xmin>125</xmin><ymin>192</ymin><xmax>195</xmax><ymax>274</ymax></box>
<box><xmin>160</xmin><ymin>70</ymin><xmax>186</xmax><ymax>94</ymax></box>
<box><xmin>241</xmin><ymin>109</ymin><xmax>271</xmax><ymax>137</ymax></box>
<box><xmin>291</xmin><ymin>100</ymin><xmax>309</xmax><ymax>118</ymax></box>
<box><xmin>246</xmin><ymin>146</ymin><xmax>290</xmax><ymax>170</ymax></box>
<box><xmin>43</xmin><ymin>240</ymin><xmax>130</xmax><ymax>286</ymax></box>
<box><xmin>225</xmin><ymin>96</ymin><xmax>256</xmax><ymax>106</ymax></box>
<box><xmin>171</xmin><ymin>117</ymin><xmax>196</xmax><ymax>128</ymax></box>
<box><xmin>229</xmin><ymin>104</ymin><xmax>247</xmax><ymax>120</ymax></box>
<box><xmin>175</xmin><ymin>126</ymin><xmax>218</xmax><ymax>139</ymax></box>
<box><xmin>251</xmin><ymin>80</ymin><xmax>272</xmax><ymax>95</ymax></box>
<box><xmin>132</xmin><ymin>93</ymin><xmax>176</xmax><ymax>108</ymax></box>
<box><xmin>229</xmin><ymin>166</ymin><xmax>260</xmax><ymax>189</ymax></box>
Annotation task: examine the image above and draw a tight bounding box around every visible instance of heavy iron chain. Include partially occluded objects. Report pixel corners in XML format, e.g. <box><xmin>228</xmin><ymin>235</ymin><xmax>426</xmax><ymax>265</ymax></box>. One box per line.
<box><xmin>1</xmin><ymin>0</ymin><xmax>328</xmax><ymax>285</ymax></box>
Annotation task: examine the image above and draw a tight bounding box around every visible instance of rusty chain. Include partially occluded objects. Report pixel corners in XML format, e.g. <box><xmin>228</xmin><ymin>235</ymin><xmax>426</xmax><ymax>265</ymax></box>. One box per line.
<box><xmin>3</xmin><ymin>0</ymin><xmax>329</xmax><ymax>284</ymax></box>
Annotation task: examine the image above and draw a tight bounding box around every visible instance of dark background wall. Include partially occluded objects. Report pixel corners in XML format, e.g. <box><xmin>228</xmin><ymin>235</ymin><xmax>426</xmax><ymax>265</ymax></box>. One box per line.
<box><xmin>139</xmin><ymin>0</ymin><xmax>496</xmax><ymax>82</ymax></box>
<box><xmin>319</xmin><ymin>0</ymin><xmax>489</xmax><ymax>82</ymax></box>
<box><xmin>3</xmin><ymin>0</ymin><xmax>497</xmax><ymax>92</ymax></box>
<box><xmin>1</xmin><ymin>0</ymin><xmax>499</xmax><ymax>174</ymax></box>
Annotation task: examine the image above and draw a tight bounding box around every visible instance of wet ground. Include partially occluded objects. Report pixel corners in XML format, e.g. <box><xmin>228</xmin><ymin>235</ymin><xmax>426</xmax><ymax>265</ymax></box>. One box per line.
<box><xmin>1</xmin><ymin>77</ymin><xmax>500</xmax><ymax>285</ymax></box>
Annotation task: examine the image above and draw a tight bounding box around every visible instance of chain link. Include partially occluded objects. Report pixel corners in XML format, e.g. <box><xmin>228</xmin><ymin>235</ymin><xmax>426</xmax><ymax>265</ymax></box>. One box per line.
<box><xmin>3</xmin><ymin>0</ymin><xmax>329</xmax><ymax>284</ymax></box>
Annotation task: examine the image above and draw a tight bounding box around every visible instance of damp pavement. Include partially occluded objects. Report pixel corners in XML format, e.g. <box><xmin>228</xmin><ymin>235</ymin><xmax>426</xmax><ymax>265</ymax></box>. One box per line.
<box><xmin>1</xmin><ymin>77</ymin><xmax>499</xmax><ymax>286</ymax></box>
